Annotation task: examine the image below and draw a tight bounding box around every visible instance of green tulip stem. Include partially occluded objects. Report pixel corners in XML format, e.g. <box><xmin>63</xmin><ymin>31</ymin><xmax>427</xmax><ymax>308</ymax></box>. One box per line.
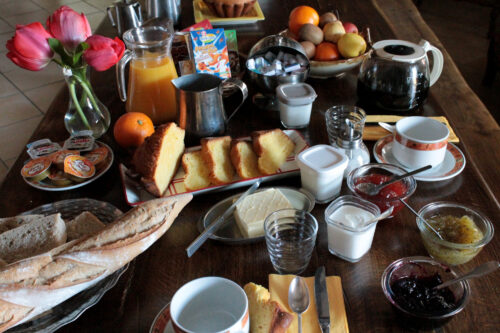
<box><xmin>72</xmin><ymin>70</ymin><xmax>105</xmax><ymax>120</ymax></box>
<box><xmin>68</xmin><ymin>79</ymin><xmax>91</xmax><ymax>130</ymax></box>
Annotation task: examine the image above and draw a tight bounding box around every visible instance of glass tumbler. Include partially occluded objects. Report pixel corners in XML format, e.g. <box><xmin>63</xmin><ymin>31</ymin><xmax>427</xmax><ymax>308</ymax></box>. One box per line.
<box><xmin>264</xmin><ymin>209</ymin><xmax>318</xmax><ymax>274</ymax></box>
<box><xmin>325</xmin><ymin>105</ymin><xmax>366</xmax><ymax>144</ymax></box>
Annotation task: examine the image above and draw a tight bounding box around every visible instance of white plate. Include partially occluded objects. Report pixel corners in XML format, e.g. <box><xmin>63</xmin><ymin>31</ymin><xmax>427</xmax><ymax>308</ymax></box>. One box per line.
<box><xmin>373</xmin><ymin>135</ymin><xmax>466</xmax><ymax>182</ymax></box>
<box><xmin>150</xmin><ymin>303</ymin><xmax>174</xmax><ymax>333</ymax></box>
<box><xmin>22</xmin><ymin>141</ymin><xmax>114</xmax><ymax>191</ymax></box>
<box><xmin>120</xmin><ymin>129</ymin><xmax>309</xmax><ymax>206</ymax></box>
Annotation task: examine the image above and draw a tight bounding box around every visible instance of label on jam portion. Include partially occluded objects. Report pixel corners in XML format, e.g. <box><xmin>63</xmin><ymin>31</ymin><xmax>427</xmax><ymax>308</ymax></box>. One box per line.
<box><xmin>63</xmin><ymin>131</ymin><xmax>95</xmax><ymax>152</ymax></box>
<box><xmin>84</xmin><ymin>146</ymin><xmax>108</xmax><ymax>166</ymax></box>
<box><xmin>27</xmin><ymin>139</ymin><xmax>62</xmax><ymax>159</ymax></box>
<box><xmin>21</xmin><ymin>157</ymin><xmax>51</xmax><ymax>179</ymax></box>
<box><xmin>51</xmin><ymin>150</ymin><xmax>80</xmax><ymax>165</ymax></box>
<box><xmin>64</xmin><ymin>156</ymin><xmax>95</xmax><ymax>179</ymax></box>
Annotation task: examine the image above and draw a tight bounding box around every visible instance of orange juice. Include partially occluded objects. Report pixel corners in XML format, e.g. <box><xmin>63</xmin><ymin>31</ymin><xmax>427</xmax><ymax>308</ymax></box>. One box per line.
<box><xmin>126</xmin><ymin>55</ymin><xmax>178</xmax><ymax>124</ymax></box>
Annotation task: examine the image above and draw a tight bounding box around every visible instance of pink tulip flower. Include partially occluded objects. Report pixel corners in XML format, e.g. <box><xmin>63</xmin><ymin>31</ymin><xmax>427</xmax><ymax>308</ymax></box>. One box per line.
<box><xmin>47</xmin><ymin>6</ymin><xmax>92</xmax><ymax>50</ymax></box>
<box><xmin>83</xmin><ymin>35</ymin><xmax>125</xmax><ymax>71</ymax></box>
<box><xmin>6</xmin><ymin>22</ymin><xmax>54</xmax><ymax>71</ymax></box>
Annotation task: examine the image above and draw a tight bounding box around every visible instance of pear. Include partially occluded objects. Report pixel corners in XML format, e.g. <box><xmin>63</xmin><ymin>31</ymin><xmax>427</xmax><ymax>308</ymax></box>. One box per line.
<box><xmin>323</xmin><ymin>21</ymin><xmax>345</xmax><ymax>43</ymax></box>
<box><xmin>337</xmin><ymin>33</ymin><xmax>367</xmax><ymax>58</ymax></box>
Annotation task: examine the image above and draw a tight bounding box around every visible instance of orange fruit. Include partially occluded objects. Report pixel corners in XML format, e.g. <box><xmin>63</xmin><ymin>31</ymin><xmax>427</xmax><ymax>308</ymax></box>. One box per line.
<box><xmin>113</xmin><ymin>112</ymin><xmax>155</xmax><ymax>148</ymax></box>
<box><xmin>314</xmin><ymin>42</ymin><xmax>340</xmax><ymax>61</ymax></box>
<box><xmin>289</xmin><ymin>6</ymin><xmax>319</xmax><ymax>36</ymax></box>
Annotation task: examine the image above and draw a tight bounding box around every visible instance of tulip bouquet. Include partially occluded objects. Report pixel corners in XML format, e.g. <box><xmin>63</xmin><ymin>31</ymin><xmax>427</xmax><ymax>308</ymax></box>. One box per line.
<box><xmin>6</xmin><ymin>6</ymin><xmax>125</xmax><ymax>137</ymax></box>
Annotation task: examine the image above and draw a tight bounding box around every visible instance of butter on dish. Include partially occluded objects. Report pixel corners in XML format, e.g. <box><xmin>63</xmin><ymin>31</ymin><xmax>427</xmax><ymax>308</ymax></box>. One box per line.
<box><xmin>234</xmin><ymin>188</ymin><xmax>293</xmax><ymax>238</ymax></box>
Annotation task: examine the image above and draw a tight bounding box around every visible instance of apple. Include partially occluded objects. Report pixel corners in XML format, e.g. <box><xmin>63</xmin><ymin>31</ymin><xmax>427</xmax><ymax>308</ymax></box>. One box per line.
<box><xmin>323</xmin><ymin>21</ymin><xmax>345</xmax><ymax>43</ymax></box>
<box><xmin>337</xmin><ymin>33</ymin><xmax>367</xmax><ymax>58</ymax></box>
<box><xmin>342</xmin><ymin>22</ymin><xmax>358</xmax><ymax>34</ymax></box>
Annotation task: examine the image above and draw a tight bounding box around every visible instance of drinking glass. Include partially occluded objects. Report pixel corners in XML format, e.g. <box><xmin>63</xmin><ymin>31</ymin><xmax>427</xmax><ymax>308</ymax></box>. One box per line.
<box><xmin>264</xmin><ymin>209</ymin><xmax>318</xmax><ymax>274</ymax></box>
<box><xmin>325</xmin><ymin>105</ymin><xmax>366</xmax><ymax>144</ymax></box>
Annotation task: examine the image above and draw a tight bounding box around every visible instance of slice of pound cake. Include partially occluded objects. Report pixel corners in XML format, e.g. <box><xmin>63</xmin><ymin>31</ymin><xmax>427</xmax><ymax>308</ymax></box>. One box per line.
<box><xmin>201</xmin><ymin>136</ymin><xmax>235</xmax><ymax>185</ymax></box>
<box><xmin>252</xmin><ymin>129</ymin><xmax>296</xmax><ymax>175</ymax></box>
<box><xmin>230</xmin><ymin>139</ymin><xmax>261</xmax><ymax>179</ymax></box>
<box><xmin>133</xmin><ymin>122</ymin><xmax>185</xmax><ymax>197</ymax></box>
<box><xmin>182</xmin><ymin>150</ymin><xmax>211</xmax><ymax>191</ymax></box>
<box><xmin>244</xmin><ymin>282</ymin><xmax>293</xmax><ymax>333</ymax></box>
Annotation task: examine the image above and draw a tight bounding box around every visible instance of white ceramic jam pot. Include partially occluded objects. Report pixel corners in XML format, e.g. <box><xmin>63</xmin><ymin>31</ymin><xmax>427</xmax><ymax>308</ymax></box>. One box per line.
<box><xmin>357</xmin><ymin>39</ymin><xmax>444</xmax><ymax>112</ymax></box>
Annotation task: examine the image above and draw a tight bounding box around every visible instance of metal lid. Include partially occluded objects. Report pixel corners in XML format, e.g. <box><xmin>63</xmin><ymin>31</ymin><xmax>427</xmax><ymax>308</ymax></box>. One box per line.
<box><xmin>276</xmin><ymin>83</ymin><xmax>317</xmax><ymax>106</ymax></box>
<box><xmin>297</xmin><ymin>144</ymin><xmax>348</xmax><ymax>175</ymax></box>
<box><xmin>373</xmin><ymin>39</ymin><xmax>425</xmax><ymax>63</ymax></box>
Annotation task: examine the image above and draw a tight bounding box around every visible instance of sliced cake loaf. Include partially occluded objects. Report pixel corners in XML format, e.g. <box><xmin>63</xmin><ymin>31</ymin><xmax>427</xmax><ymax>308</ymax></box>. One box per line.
<box><xmin>252</xmin><ymin>129</ymin><xmax>296</xmax><ymax>175</ymax></box>
<box><xmin>133</xmin><ymin>122</ymin><xmax>185</xmax><ymax>197</ymax></box>
<box><xmin>201</xmin><ymin>136</ymin><xmax>235</xmax><ymax>185</ymax></box>
<box><xmin>65</xmin><ymin>211</ymin><xmax>106</xmax><ymax>241</ymax></box>
<box><xmin>182</xmin><ymin>150</ymin><xmax>211</xmax><ymax>191</ymax></box>
<box><xmin>230</xmin><ymin>139</ymin><xmax>261</xmax><ymax>179</ymax></box>
<box><xmin>0</xmin><ymin>214</ymin><xmax>66</xmax><ymax>264</ymax></box>
<box><xmin>243</xmin><ymin>282</ymin><xmax>293</xmax><ymax>333</ymax></box>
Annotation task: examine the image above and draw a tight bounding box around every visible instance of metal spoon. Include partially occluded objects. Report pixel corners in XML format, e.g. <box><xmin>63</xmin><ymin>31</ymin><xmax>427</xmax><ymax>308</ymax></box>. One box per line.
<box><xmin>288</xmin><ymin>276</ymin><xmax>310</xmax><ymax>333</ymax></box>
<box><xmin>399</xmin><ymin>199</ymin><xmax>444</xmax><ymax>240</ymax></box>
<box><xmin>435</xmin><ymin>261</ymin><xmax>500</xmax><ymax>290</ymax></box>
<box><xmin>356</xmin><ymin>165</ymin><xmax>432</xmax><ymax>196</ymax></box>
<box><xmin>363</xmin><ymin>206</ymin><xmax>394</xmax><ymax>228</ymax></box>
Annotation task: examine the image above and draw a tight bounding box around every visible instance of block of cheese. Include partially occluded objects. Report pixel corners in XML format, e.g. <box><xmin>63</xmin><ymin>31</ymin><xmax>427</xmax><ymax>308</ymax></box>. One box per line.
<box><xmin>234</xmin><ymin>188</ymin><xmax>293</xmax><ymax>238</ymax></box>
<box><xmin>268</xmin><ymin>274</ymin><xmax>349</xmax><ymax>333</ymax></box>
<box><xmin>244</xmin><ymin>282</ymin><xmax>293</xmax><ymax>333</ymax></box>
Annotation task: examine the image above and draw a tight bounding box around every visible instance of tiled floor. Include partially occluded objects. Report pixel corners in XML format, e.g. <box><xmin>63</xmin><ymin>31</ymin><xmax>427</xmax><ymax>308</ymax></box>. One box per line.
<box><xmin>0</xmin><ymin>0</ymin><xmax>107</xmax><ymax>183</ymax></box>
<box><xmin>0</xmin><ymin>0</ymin><xmax>498</xmax><ymax>186</ymax></box>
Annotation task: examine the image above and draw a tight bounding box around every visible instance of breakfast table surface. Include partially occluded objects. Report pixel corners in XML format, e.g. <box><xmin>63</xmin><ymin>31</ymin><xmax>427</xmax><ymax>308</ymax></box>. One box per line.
<box><xmin>1</xmin><ymin>0</ymin><xmax>499</xmax><ymax>332</ymax></box>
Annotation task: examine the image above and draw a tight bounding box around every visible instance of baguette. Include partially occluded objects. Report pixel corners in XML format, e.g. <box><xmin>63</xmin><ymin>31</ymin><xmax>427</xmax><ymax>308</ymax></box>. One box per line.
<box><xmin>65</xmin><ymin>211</ymin><xmax>106</xmax><ymax>241</ymax></box>
<box><xmin>0</xmin><ymin>194</ymin><xmax>192</xmax><ymax>331</ymax></box>
<box><xmin>0</xmin><ymin>215</ymin><xmax>44</xmax><ymax>234</ymax></box>
<box><xmin>0</xmin><ymin>214</ymin><xmax>66</xmax><ymax>264</ymax></box>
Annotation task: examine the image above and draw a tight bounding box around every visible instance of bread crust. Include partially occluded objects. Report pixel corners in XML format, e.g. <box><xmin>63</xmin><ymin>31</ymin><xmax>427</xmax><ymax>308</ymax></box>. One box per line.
<box><xmin>230</xmin><ymin>139</ymin><xmax>261</xmax><ymax>179</ymax></box>
<box><xmin>133</xmin><ymin>123</ymin><xmax>185</xmax><ymax>197</ymax></box>
<box><xmin>251</xmin><ymin>129</ymin><xmax>295</xmax><ymax>175</ymax></box>
<box><xmin>203</xmin><ymin>0</ymin><xmax>256</xmax><ymax>18</ymax></box>
<box><xmin>0</xmin><ymin>194</ymin><xmax>192</xmax><ymax>330</ymax></box>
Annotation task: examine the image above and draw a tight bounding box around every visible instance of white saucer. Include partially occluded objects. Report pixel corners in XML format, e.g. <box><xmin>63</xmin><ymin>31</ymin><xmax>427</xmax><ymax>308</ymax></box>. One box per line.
<box><xmin>150</xmin><ymin>303</ymin><xmax>174</xmax><ymax>333</ymax></box>
<box><xmin>373</xmin><ymin>135</ymin><xmax>466</xmax><ymax>182</ymax></box>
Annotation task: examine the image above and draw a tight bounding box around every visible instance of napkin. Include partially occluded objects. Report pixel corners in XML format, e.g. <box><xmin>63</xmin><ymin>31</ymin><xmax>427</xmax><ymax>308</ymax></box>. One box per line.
<box><xmin>269</xmin><ymin>274</ymin><xmax>349</xmax><ymax>333</ymax></box>
<box><xmin>363</xmin><ymin>115</ymin><xmax>459</xmax><ymax>143</ymax></box>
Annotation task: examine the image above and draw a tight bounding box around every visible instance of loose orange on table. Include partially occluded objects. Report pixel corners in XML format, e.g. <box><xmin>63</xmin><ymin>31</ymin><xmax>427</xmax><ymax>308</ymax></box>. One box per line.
<box><xmin>314</xmin><ymin>42</ymin><xmax>340</xmax><ymax>61</ymax></box>
<box><xmin>114</xmin><ymin>112</ymin><xmax>155</xmax><ymax>148</ymax></box>
<box><xmin>288</xmin><ymin>6</ymin><xmax>319</xmax><ymax>36</ymax></box>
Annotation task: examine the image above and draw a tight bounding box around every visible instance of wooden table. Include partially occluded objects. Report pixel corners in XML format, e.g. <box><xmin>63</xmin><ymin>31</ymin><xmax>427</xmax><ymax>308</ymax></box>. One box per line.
<box><xmin>1</xmin><ymin>0</ymin><xmax>499</xmax><ymax>332</ymax></box>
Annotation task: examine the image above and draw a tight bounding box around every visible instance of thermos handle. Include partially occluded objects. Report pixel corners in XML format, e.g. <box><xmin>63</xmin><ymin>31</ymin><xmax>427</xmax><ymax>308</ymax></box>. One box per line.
<box><xmin>133</xmin><ymin>2</ymin><xmax>143</xmax><ymax>24</ymax></box>
<box><xmin>220</xmin><ymin>78</ymin><xmax>248</xmax><ymax>123</ymax></box>
<box><xmin>116</xmin><ymin>49</ymin><xmax>132</xmax><ymax>102</ymax></box>
<box><xmin>106</xmin><ymin>6</ymin><xmax>116</xmax><ymax>27</ymax></box>
<box><xmin>419</xmin><ymin>40</ymin><xmax>444</xmax><ymax>87</ymax></box>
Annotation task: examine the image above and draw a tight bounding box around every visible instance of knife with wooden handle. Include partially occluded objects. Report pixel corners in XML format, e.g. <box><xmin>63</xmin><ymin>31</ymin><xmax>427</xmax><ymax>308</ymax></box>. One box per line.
<box><xmin>314</xmin><ymin>266</ymin><xmax>330</xmax><ymax>333</ymax></box>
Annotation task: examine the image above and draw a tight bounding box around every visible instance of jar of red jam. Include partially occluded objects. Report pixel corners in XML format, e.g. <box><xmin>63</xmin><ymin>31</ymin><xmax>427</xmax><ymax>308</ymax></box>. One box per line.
<box><xmin>347</xmin><ymin>163</ymin><xmax>417</xmax><ymax>218</ymax></box>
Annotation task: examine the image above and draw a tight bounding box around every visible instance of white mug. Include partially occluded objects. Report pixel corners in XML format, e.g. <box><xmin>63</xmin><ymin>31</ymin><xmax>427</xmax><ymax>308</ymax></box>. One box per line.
<box><xmin>380</xmin><ymin>117</ymin><xmax>449</xmax><ymax>168</ymax></box>
<box><xmin>170</xmin><ymin>277</ymin><xmax>249</xmax><ymax>333</ymax></box>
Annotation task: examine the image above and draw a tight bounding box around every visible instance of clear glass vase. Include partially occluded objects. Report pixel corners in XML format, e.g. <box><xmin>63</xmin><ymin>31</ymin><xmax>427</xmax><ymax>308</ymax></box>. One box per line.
<box><xmin>62</xmin><ymin>66</ymin><xmax>110</xmax><ymax>138</ymax></box>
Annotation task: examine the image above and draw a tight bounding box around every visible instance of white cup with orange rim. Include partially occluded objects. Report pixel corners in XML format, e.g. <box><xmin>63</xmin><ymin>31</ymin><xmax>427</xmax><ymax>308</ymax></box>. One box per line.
<box><xmin>379</xmin><ymin>116</ymin><xmax>449</xmax><ymax>168</ymax></box>
<box><xmin>170</xmin><ymin>277</ymin><xmax>249</xmax><ymax>333</ymax></box>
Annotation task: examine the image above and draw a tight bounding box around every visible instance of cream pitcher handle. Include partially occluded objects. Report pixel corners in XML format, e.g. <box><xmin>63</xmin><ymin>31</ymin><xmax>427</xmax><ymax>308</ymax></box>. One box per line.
<box><xmin>419</xmin><ymin>40</ymin><xmax>444</xmax><ymax>86</ymax></box>
<box><xmin>116</xmin><ymin>49</ymin><xmax>132</xmax><ymax>102</ymax></box>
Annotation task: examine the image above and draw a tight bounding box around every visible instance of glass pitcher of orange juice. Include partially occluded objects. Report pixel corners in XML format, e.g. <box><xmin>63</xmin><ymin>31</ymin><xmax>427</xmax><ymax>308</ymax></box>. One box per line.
<box><xmin>117</xmin><ymin>26</ymin><xmax>178</xmax><ymax>124</ymax></box>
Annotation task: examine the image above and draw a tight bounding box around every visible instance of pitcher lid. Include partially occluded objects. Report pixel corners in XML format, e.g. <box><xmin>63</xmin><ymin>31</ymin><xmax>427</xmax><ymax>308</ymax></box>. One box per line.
<box><xmin>373</xmin><ymin>39</ymin><xmax>425</xmax><ymax>63</ymax></box>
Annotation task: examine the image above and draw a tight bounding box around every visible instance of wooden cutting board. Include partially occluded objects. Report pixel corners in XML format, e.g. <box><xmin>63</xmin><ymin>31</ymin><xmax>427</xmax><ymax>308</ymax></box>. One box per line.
<box><xmin>363</xmin><ymin>115</ymin><xmax>459</xmax><ymax>142</ymax></box>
